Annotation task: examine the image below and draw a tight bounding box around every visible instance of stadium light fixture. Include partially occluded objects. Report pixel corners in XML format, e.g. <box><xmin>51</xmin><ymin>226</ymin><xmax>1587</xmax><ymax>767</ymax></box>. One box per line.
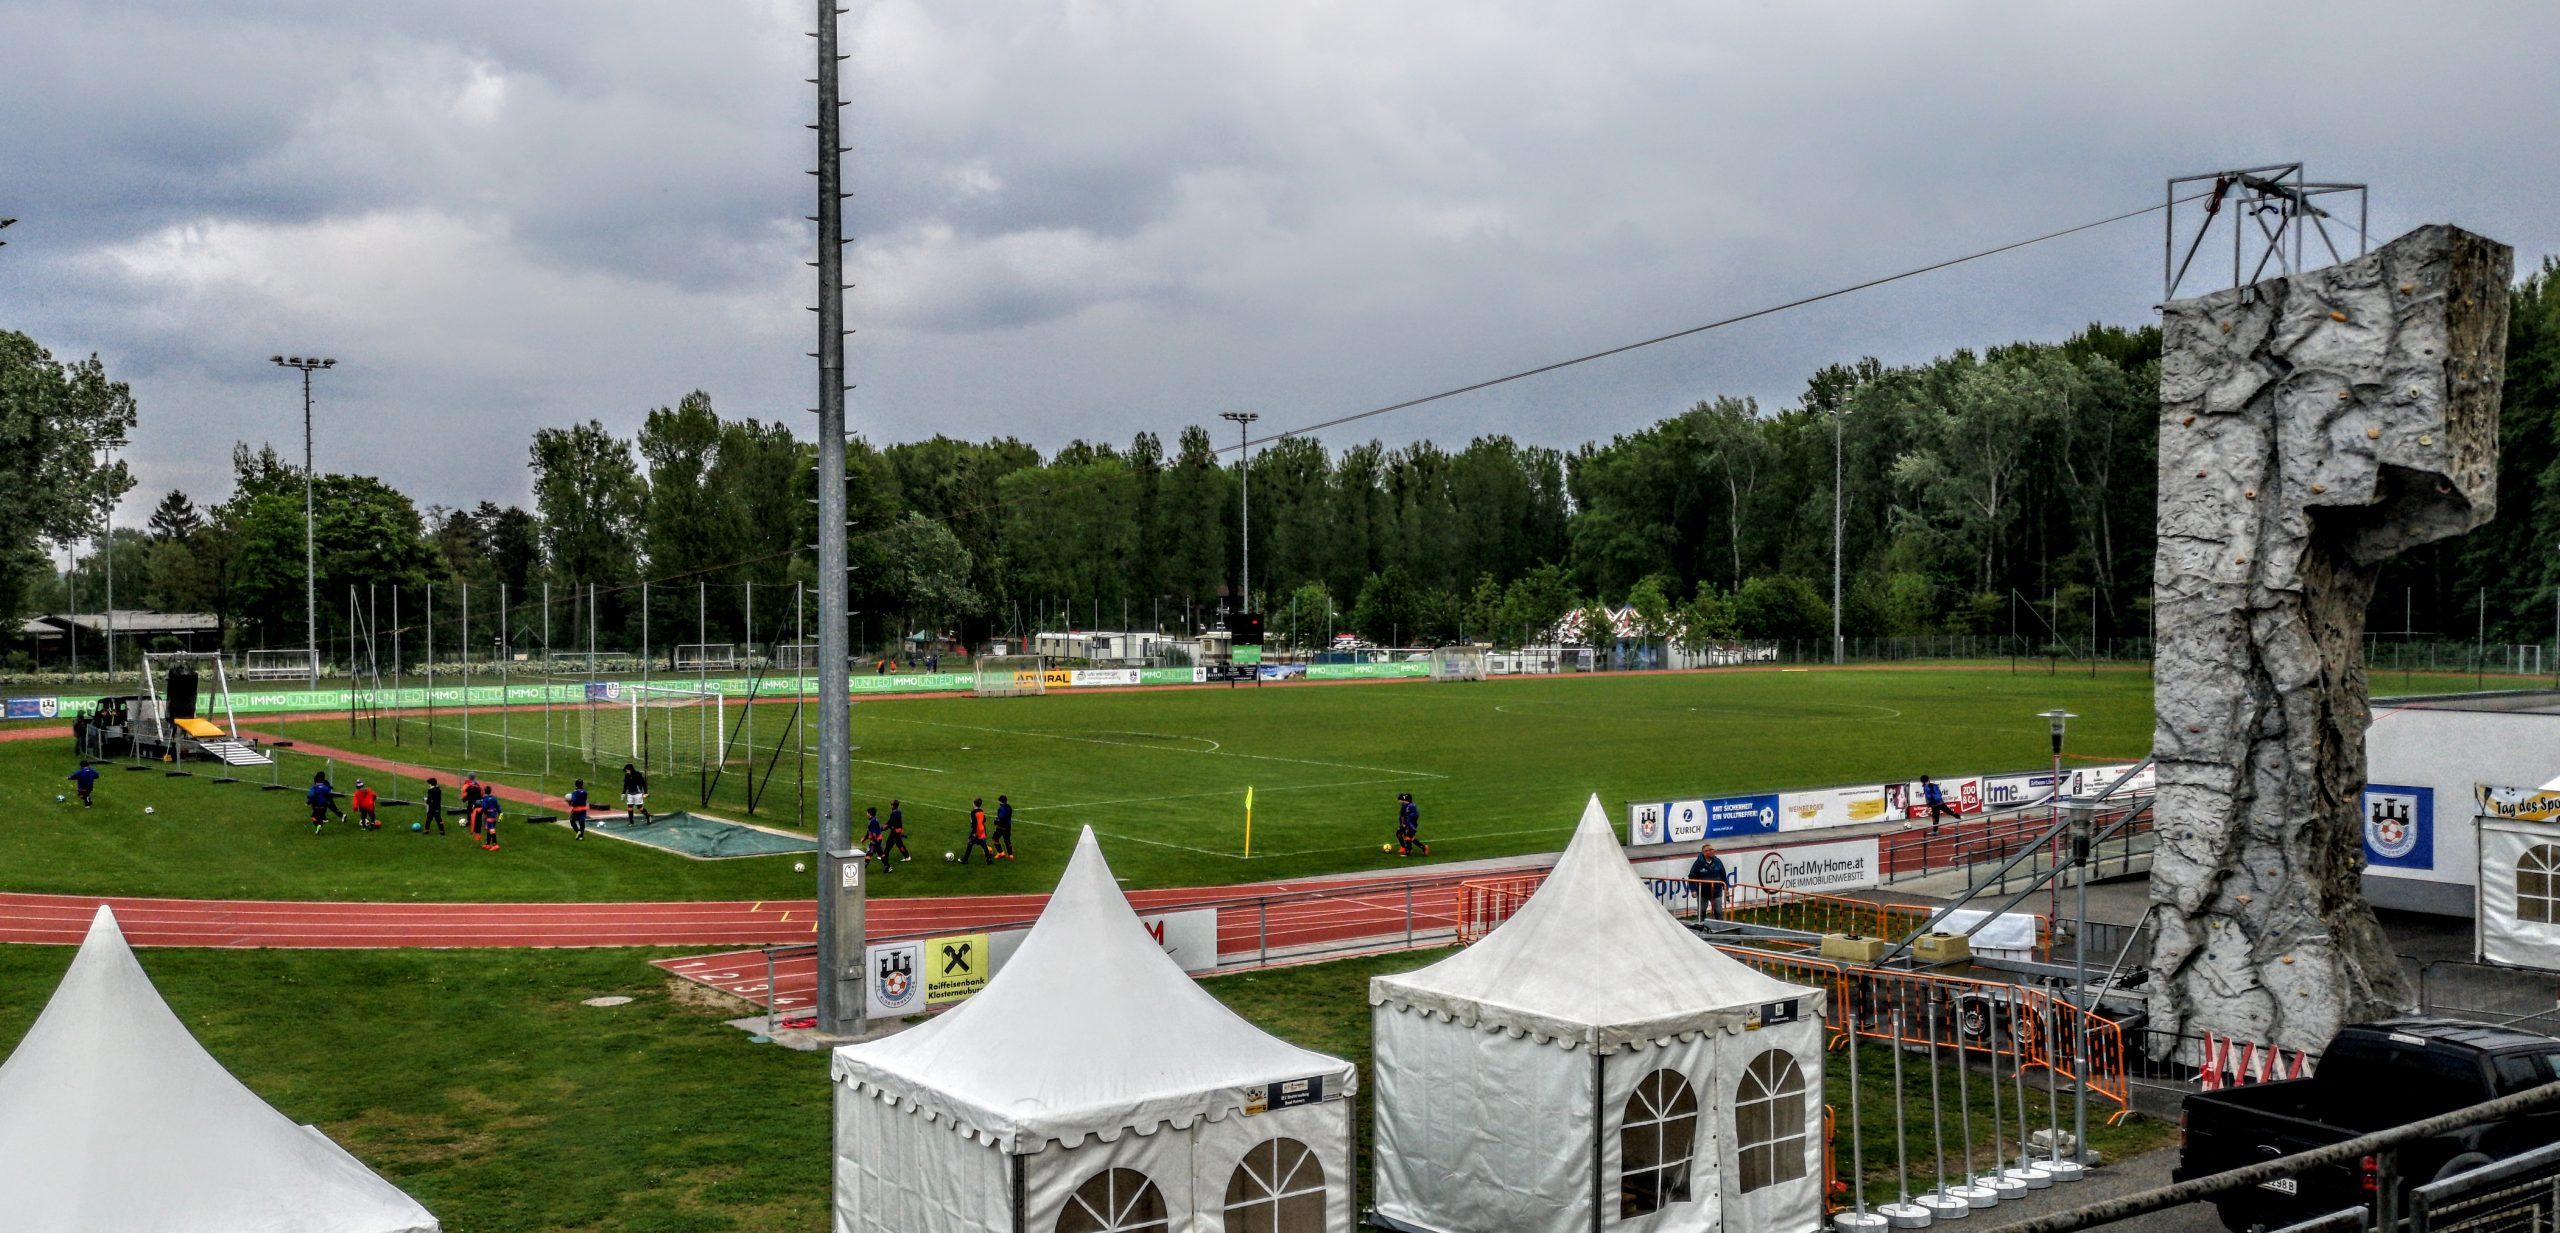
<box><xmin>271</xmin><ymin>354</ymin><xmax>338</xmax><ymax>687</ymax></box>
<box><xmin>1220</xmin><ymin>411</ymin><xmax>1260</xmax><ymax>614</ymax></box>
<box><xmin>0</xmin><ymin>217</ymin><xmax>16</xmax><ymax>248</ymax></box>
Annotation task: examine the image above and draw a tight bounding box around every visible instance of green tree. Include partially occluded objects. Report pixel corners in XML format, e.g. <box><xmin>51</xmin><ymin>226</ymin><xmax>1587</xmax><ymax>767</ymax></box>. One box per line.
<box><xmin>1729</xmin><ymin>575</ymin><xmax>1831</xmax><ymax>642</ymax></box>
<box><xmin>531</xmin><ymin>420</ymin><xmax>646</xmax><ymax>638</ymax></box>
<box><xmin>0</xmin><ymin>332</ymin><xmax>136</xmax><ymax>624</ymax></box>
<box><xmin>229</xmin><ymin>475</ymin><xmax>439</xmax><ymax>647</ymax></box>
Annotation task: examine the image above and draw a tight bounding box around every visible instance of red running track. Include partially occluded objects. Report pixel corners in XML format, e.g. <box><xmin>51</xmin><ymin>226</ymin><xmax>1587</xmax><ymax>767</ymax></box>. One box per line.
<box><xmin>0</xmin><ymin>866</ymin><xmax>1490</xmax><ymax>951</ymax></box>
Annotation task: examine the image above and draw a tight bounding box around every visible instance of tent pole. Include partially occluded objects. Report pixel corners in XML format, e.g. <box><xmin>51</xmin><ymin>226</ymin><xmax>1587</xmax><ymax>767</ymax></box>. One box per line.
<box><xmin>1591</xmin><ymin>1051</ymin><xmax>1606</xmax><ymax>1233</ymax></box>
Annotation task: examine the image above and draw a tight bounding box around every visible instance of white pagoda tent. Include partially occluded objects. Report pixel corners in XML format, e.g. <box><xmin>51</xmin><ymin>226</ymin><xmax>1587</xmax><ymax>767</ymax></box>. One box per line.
<box><xmin>0</xmin><ymin>907</ymin><xmax>438</xmax><ymax>1233</ymax></box>
<box><xmin>1370</xmin><ymin>797</ymin><xmax>1828</xmax><ymax>1233</ymax></box>
<box><xmin>833</xmin><ymin>828</ymin><xmax>1357</xmax><ymax>1233</ymax></box>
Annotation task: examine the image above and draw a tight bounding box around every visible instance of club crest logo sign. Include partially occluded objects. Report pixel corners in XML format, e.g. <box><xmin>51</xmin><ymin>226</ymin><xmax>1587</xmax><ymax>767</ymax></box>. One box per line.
<box><xmin>2362</xmin><ymin>784</ymin><xmax>2434</xmax><ymax>869</ymax></box>
<box><xmin>1632</xmin><ymin>804</ymin><xmax>1665</xmax><ymax>846</ymax></box>
<box><xmin>873</xmin><ymin>945</ymin><xmax>919</xmax><ymax>1012</ymax></box>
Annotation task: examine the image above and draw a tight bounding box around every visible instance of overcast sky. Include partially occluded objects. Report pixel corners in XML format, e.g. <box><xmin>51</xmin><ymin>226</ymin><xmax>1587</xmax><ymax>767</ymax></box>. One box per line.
<box><xmin>5</xmin><ymin>0</ymin><xmax>2557</xmax><ymax>524</ymax></box>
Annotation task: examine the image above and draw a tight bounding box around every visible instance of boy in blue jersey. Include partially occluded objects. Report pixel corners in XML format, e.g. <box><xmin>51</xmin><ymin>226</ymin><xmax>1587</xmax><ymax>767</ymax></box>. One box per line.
<box><xmin>1395</xmin><ymin>793</ymin><xmax>1428</xmax><ymax>857</ymax></box>
<box><xmin>566</xmin><ymin>780</ymin><xmax>590</xmax><ymax>839</ymax></box>
<box><xmin>307</xmin><ymin>773</ymin><xmax>343</xmax><ymax>834</ymax></box>
<box><xmin>864</xmin><ymin>806</ymin><xmax>892</xmax><ymax>872</ymax></box>
<box><xmin>992</xmin><ymin>794</ymin><xmax>1016</xmax><ymax>859</ymax></box>
<box><xmin>66</xmin><ymin>760</ymin><xmax>99</xmax><ymax>808</ymax></box>
<box><xmin>477</xmin><ymin>791</ymin><xmax>503</xmax><ymax>851</ymax></box>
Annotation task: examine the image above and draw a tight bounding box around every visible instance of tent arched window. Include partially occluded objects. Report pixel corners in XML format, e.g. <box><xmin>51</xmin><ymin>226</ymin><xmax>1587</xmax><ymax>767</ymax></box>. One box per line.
<box><xmin>1620</xmin><ymin>1068</ymin><xmax>1699</xmax><ymax>1217</ymax></box>
<box><xmin>1736</xmin><ymin>1048</ymin><xmax>1810</xmax><ymax>1193</ymax></box>
<box><xmin>1223</xmin><ymin>1136</ymin><xmax>1327</xmax><ymax>1232</ymax></box>
<box><xmin>2521</xmin><ymin>844</ymin><xmax>2560</xmax><ymax>924</ymax></box>
<box><xmin>1058</xmin><ymin>1167</ymin><xmax>1169</xmax><ymax>1233</ymax></box>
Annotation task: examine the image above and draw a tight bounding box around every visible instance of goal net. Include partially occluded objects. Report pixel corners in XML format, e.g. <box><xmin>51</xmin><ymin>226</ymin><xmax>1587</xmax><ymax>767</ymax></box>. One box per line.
<box><xmin>974</xmin><ymin>654</ymin><xmax>1048</xmax><ymax>698</ymax></box>
<box><xmin>240</xmin><ymin>648</ymin><xmax>320</xmax><ymax>681</ymax></box>
<box><xmin>770</xmin><ymin>642</ymin><xmax>819</xmax><ymax>672</ymax></box>
<box><xmin>1429</xmin><ymin>645</ymin><xmax>1488</xmax><ymax>682</ymax></box>
<box><xmin>621</xmin><ymin>684</ymin><xmax>729</xmax><ymax>782</ymax></box>
<box><xmin>674</xmin><ymin>643</ymin><xmax>739</xmax><ymax>671</ymax></box>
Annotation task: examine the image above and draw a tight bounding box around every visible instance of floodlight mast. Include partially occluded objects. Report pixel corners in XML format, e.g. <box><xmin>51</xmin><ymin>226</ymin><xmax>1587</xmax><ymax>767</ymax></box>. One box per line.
<box><xmin>810</xmin><ymin>0</ymin><xmax>862</xmax><ymax>1037</ymax></box>
<box><xmin>1221</xmin><ymin>411</ymin><xmax>1259</xmax><ymax>614</ymax></box>
<box><xmin>271</xmin><ymin>355</ymin><xmax>336</xmax><ymax>686</ymax></box>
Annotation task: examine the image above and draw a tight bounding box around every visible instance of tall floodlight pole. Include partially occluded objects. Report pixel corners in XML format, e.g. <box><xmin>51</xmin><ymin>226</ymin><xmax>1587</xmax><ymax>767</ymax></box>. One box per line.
<box><xmin>271</xmin><ymin>355</ymin><xmax>335</xmax><ymax>685</ymax></box>
<box><xmin>810</xmin><ymin>0</ymin><xmax>862</xmax><ymax>1037</ymax></box>
<box><xmin>1221</xmin><ymin>412</ymin><xmax>1259</xmax><ymax>613</ymax></box>
<box><xmin>1831</xmin><ymin>406</ymin><xmax>1845</xmax><ymax>665</ymax></box>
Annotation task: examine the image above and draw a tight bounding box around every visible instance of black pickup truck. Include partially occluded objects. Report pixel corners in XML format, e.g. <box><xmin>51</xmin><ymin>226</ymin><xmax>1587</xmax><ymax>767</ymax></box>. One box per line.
<box><xmin>2176</xmin><ymin>1018</ymin><xmax>2560</xmax><ymax>1231</ymax></box>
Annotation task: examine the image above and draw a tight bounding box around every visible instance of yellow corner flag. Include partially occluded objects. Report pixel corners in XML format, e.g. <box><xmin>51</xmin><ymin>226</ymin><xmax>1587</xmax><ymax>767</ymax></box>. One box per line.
<box><xmin>1243</xmin><ymin>785</ymin><xmax>1256</xmax><ymax>857</ymax></box>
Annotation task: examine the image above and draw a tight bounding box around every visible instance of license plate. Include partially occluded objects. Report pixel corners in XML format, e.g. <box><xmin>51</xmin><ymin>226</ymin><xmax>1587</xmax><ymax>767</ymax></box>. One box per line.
<box><xmin>2261</xmin><ymin>1178</ymin><xmax>2298</xmax><ymax>1195</ymax></box>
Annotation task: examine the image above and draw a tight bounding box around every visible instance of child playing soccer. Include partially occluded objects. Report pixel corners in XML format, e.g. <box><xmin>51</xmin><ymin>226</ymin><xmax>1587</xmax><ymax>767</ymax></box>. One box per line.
<box><xmin>1395</xmin><ymin>792</ymin><xmax>1429</xmax><ymax>857</ymax></box>
<box><xmin>307</xmin><ymin>774</ymin><xmax>343</xmax><ymax>835</ymax></box>
<box><xmin>477</xmin><ymin>791</ymin><xmax>502</xmax><ymax>851</ymax></box>
<box><xmin>991</xmin><ymin>794</ymin><xmax>1016</xmax><ymax>859</ymax></box>
<box><xmin>421</xmin><ymin>777</ymin><xmax>446</xmax><ymax>835</ymax></box>
<box><xmin>960</xmin><ymin>799</ymin><xmax>996</xmax><ymax>865</ymax></box>
<box><xmin>351</xmin><ymin>781</ymin><xmax>379</xmax><ymax>831</ymax></box>
<box><xmin>566</xmin><ymin>780</ymin><xmax>590</xmax><ymax>840</ymax></box>
<box><xmin>864</xmin><ymin>806</ymin><xmax>892</xmax><ymax>873</ymax></box>
<box><xmin>66</xmin><ymin>760</ymin><xmax>99</xmax><ymax>808</ymax></box>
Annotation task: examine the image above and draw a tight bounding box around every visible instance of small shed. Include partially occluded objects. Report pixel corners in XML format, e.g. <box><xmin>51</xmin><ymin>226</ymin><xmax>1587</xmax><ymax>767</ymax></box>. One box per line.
<box><xmin>0</xmin><ymin>907</ymin><xmax>438</xmax><ymax>1233</ymax></box>
<box><xmin>833</xmin><ymin>828</ymin><xmax>1358</xmax><ymax>1232</ymax></box>
<box><xmin>1370</xmin><ymin>797</ymin><xmax>1828</xmax><ymax>1233</ymax></box>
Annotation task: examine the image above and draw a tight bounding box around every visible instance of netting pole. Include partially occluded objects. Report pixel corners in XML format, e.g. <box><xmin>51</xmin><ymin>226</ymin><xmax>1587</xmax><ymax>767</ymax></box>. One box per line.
<box><xmin>391</xmin><ymin>586</ymin><xmax>402</xmax><ymax>748</ymax></box>
<box><xmin>796</xmin><ymin>579</ymin><xmax>806</xmax><ymax>829</ymax></box>
<box><xmin>498</xmin><ymin>582</ymin><xmax>511</xmax><ymax>770</ymax></box>
<box><xmin>697</xmin><ymin>578</ymin><xmax>708</xmax><ymax>802</ymax></box>
<box><xmin>542</xmin><ymin>581</ymin><xmax>552</xmax><ymax>782</ymax></box>
<box><xmin>424</xmin><ymin>583</ymin><xmax>434</xmax><ymax>750</ymax></box>
<box><xmin>641</xmin><ymin>579</ymin><xmax>651</xmax><ymax>774</ymax></box>
<box><xmin>347</xmin><ymin>586</ymin><xmax>357</xmax><ymax>739</ymax></box>
<box><xmin>744</xmin><ymin>580</ymin><xmax>756</xmax><ymax>784</ymax></box>
<box><xmin>586</xmin><ymin>582</ymin><xmax>599</xmax><ymax>778</ymax></box>
<box><xmin>460</xmin><ymin>582</ymin><xmax>472</xmax><ymax>764</ymax></box>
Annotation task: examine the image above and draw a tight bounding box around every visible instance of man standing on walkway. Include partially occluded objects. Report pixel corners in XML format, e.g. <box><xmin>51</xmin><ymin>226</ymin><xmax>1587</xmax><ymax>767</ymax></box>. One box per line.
<box><xmin>1686</xmin><ymin>843</ymin><xmax>1734</xmax><ymax>919</ymax></box>
<box><xmin>991</xmin><ymin>794</ymin><xmax>1016</xmax><ymax>859</ymax></box>
<box><xmin>1919</xmin><ymin>774</ymin><xmax>1958</xmax><ymax>835</ymax></box>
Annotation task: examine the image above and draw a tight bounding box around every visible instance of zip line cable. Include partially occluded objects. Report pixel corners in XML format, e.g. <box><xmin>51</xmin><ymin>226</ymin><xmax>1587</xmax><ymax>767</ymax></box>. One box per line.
<box><xmin>361</xmin><ymin>190</ymin><xmax>2206</xmax><ymax>642</ymax></box>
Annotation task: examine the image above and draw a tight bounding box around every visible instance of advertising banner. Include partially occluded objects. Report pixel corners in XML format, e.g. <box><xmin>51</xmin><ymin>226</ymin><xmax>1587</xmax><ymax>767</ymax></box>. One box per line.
<box><xmin>1885</xmin><ymin>777</ymin><xmax>1981</xmax><ymax>819</ymax></box>
<box><xmin>1981</xmin><ymin>772</ymin><xmax>2060</xmax><ymax>811</ymax></box>
<box><xmin>1703</xmin><ymin>792</ymin><xmax>1781</xmax><ymax>838</ymax></box>
<box><xmin>2362</xmin><ymin>784</ymin><xmax>2435</xmax><ymax>870</ymax></box>
<box><xmin>4</xmin><ymin>697</ymin><xmax>60</xmax><ymax>720</ymax></box>
<box><xmin>2069</xmin><ymin>763</ymin><xmax>2155</xmax><ymax>799</ymax></box>
<box><xmin>1304</xmin><ymin>662</ymin><xmax>1432</xmax><ymax>681</ymax></box>
<box><xmin>1743</xmin><ymin>836</ymin><xmax>1882</xmax><ymax>893</ymax></box>
<box><xmin>865</xmin><ymin>939</ymin><xmax>924</xmax><ymax>1019</ymax></box>
<box><xmin>1629</xmin><ymin>802</ymin><xmax>1668</xmax><ymax>846</ymax></box>
<box><xmin>2476</xmin><ymin>783</ymin><xmax>2560</xmax><ymax>823</ymax></box>
<box><xmin>923</xmin><ymin>932</ymin><xmax>993</xmax><ymax>1005</ymax></box>
<box><xmin>1067</xmin><ymin>668</ymin><xmax>1142</xmax><ymax>688</ymax></box>
<box><xmin>1776</xmin><ymin>784</ymin><xmax>1888</xmax><ymax>831</ymax></box>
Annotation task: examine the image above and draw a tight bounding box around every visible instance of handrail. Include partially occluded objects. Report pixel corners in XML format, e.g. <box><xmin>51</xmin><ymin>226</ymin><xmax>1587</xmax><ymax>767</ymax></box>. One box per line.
<box><xmin>1976</xmin><ymin>1080</ymin><xmax>2560</xmax><ymax>1233</ymax></box>
<box><xmin>1883</xmin><ymin>764</ymin><xmax>2156</xmax><ymax>962</ymax></box>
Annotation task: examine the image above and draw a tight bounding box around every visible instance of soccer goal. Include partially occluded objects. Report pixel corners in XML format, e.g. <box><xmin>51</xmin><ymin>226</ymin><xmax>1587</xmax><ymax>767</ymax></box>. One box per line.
<box><xmin>1429</xmin><ymin>645</ymin><xmax>1488</xmax><ymax>682</ymax></box>
<box><xmin>674</xmin><ymin>643</ymin><xmax>739</xmax><ymax>672</ymax></box>
<box><xmin>623</xmin><ymin>683</ymin><xmax>729</xmax><ymax>779</ymax></box>
<box><xmin>239</xmin><ymin>647</ymin><xmax>320</xmax><ymax>681</ymax></box>
<box><xmin>973</xmin><ymin>654</ymin><xmax>1047</xmax><ymax>698</ymax></box>
<box><xmin>769</xmin><ymin>642</ymin><xmax>819</xmax><ymax>672</ymax></box>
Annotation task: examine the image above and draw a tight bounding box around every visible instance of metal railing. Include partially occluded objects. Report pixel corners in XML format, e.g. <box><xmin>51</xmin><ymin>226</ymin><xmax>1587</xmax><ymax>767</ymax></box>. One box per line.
<box><xmin>2409</xmin><ymin>957</ymin><xmax>2560</xmax><ymax>1031</ymax></box>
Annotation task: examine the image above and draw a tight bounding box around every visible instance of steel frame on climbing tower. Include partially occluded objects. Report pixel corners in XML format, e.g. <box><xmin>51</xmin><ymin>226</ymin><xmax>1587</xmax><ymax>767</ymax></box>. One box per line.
<box><xmin>2164</xmin><ymin>163</ymin><xmax>2368</xmax><ymax>301</ymax></box>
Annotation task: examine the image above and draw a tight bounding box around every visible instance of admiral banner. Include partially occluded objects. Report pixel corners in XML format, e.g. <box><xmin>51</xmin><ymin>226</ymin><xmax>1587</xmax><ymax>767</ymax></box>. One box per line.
<box><xmin>1777</xmin><ymin>784</ymin><xmax>1888</xmax><ymax>832</ymax></box>
<box><xmin>2362</xmin><ymin>784</ymin><xmax>2435</xmax><ymax>869</ymax></box>
<box><xmin>2475</xmin><ymin>783</ymin><xmax>2560</xmax><ymax>823</ymax></box>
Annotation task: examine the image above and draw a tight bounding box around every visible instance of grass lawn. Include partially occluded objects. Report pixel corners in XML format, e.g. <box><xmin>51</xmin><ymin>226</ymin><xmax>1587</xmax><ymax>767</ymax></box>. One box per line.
<box><xmin>0</xmin><ymin>943</ymin><xmax>2169</xmax><ymax>1231</ymax></box>
<box><xmin>2</xmin><ymin>668</ymin><xmax>2159</xmax><ymax>902</ymax></box>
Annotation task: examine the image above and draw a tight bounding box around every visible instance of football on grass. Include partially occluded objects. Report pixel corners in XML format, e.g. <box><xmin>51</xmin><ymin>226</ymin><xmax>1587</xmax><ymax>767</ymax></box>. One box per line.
<box><xmin>944</xmin><ymin>852</ymin><xmax>956</xmax><ymax>862</ymax></box>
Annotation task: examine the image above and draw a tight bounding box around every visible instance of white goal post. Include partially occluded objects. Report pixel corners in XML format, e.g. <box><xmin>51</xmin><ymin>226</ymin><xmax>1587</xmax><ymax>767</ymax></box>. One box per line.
<box><xmin>974</xmin><ymin>654</ymin><xmax>1048</xmax><ymax>698</ymax></box>
<box><xmin>769</xmin><ymin>642</ymin><xmax>818</xmax><ymax>671</ymax></box>
<box><xmin>240</xmin><ymin>648</ymin><xmax>320</xmax><ymax>681</ymax></box>
<box><xmin>624</xmin><ymin>683</ymin><xmax>727</xmax><ymax>773</ymax></box>
<box><xmin>1429</xmin><ymin>644</ymin><xmax>1489</xmax><ymax>682</ymax></box>
<box><xmin>674</xmin><ymin>643</ymin><xmax>739</xmax><ymax>671</ymax></box>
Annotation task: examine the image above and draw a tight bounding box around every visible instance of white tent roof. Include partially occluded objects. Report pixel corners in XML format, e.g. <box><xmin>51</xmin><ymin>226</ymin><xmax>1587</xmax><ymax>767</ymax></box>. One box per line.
<box><xmin>1372</xmin><ymin>795</ymin><xmax>1824</xmax><ymax>1050</ymax></box>
<box><xmin>833</xmin><ymin>828</ymin><xmax>1356</xmax><ymax>1152</ymax></box>
<box><xmin>0</xmin><ymin>908</ymin><xmax>438</xmax><ymax>1233</ymax></box>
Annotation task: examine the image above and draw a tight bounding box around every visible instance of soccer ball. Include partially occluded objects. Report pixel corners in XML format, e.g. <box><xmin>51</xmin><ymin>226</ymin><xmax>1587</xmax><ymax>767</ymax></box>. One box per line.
<box><xmin>411</xmin><ymin>822</ymin><xmax>424</xmax><ymax>832</ymax></box>
<box><xmin>1381</xmin><ymin>843</ymin><xmax>1395</xmax><ymax>853</ymax></box>
<box><xmin>143</xmin><ymin>806</ymin><xmax>157</xmax><ymax>816</ymax></box>
<box><xmin>793</xmin><ymin>861</ymin><xmax>806</xmax><ymax>873</ymax></box>
<box><xmin>54</xmin><ymin>794</ymin><xmax>65</xmax><ymax>803</ymax></box>
<box><xmin>944</xmin><ymin>852</ymin><xmax>957</xmax><ymax>862</ymax></box>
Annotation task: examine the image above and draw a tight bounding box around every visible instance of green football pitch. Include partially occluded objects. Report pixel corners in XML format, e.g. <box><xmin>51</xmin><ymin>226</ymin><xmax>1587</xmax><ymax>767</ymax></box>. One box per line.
<box><xmin>3</xmin><ymin>667</ymin><xmax>2158</xmax><ymax>902</ymax></box>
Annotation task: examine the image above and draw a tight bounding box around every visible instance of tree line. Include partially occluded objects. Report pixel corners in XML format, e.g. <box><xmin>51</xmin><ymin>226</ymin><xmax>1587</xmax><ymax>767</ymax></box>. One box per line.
<box><xmin>8</xmin><ymin>258</ymin><xmax>2559</xmax><ymax>664</ymax></box>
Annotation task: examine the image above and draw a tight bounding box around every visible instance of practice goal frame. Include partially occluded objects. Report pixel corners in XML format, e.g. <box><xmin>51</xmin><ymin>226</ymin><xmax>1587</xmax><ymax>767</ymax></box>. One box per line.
<box><xmin>1429</xmin><ymin>645</ymin><xmax>1489</xmax><ymax>682</ymax></box>
<box><xmin>974</xmin><ymin>654</ymin><xmax>1047</xmax><ymax>698</ymax></box>
<box><xmin>770</xmin><ymin>642</ymin><xmax>819</xmax><ymax>672</ymax></box>
<box><xmin>622</xmin><ymin>683</ymin><xmax>729</xmax><ymax>779</ymax></box>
